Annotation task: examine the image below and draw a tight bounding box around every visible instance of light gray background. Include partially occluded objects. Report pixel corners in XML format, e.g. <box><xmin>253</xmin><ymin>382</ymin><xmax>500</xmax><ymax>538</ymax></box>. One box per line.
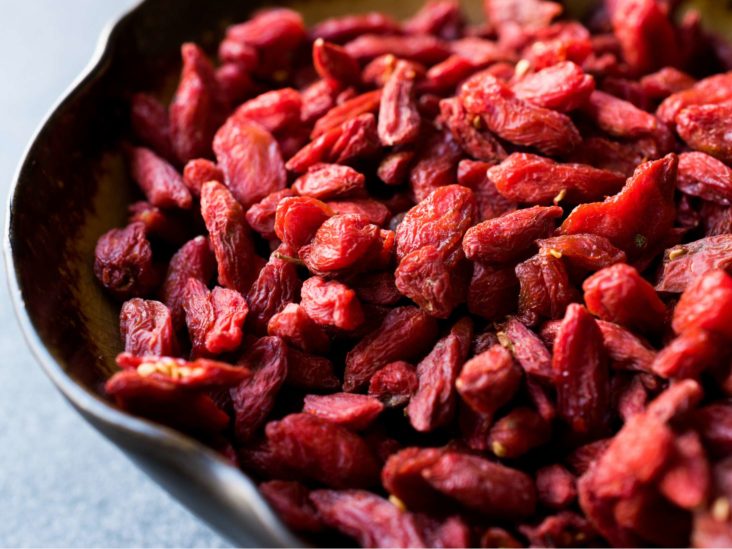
<box><xmin>0</xmin><ymin>2</ymin><xmax>228</xmax><ymax>547</ymax></box>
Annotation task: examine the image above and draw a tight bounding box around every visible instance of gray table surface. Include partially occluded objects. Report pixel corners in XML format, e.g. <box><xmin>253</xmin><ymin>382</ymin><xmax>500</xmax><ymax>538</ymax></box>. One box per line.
<box><xmin>0</xmin><ymin>2</ymin><xmax>229</xmax><ymax>547</ymax></box>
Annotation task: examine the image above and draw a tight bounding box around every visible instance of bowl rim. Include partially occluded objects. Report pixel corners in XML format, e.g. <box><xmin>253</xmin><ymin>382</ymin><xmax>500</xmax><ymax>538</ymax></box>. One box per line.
<box><xmin>2</xmin><ymin>1</ymin><xmax>298</xmax><ymax>546</ymax></box>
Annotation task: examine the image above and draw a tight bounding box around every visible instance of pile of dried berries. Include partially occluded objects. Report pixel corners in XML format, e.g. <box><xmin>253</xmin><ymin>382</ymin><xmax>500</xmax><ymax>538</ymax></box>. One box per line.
<box><xmin>95</xmin><ymin>0</ymin><xmax>732</xmax><ymax>545</ymax></box>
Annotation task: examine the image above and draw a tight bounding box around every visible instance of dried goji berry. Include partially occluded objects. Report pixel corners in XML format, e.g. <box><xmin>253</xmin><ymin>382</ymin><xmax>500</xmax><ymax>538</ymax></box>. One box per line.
<box><xmin>169</xmin><ymin>43</ymin><xmax>223</xmax><ymax>164</ymax></box>
<box><xmin>130</xmin><ymin>93</ymin><xmax>174</xmax><ymax>163</ymax></box>
<box><xmin>677</xmin><ymin>102</ymin><xmax>732</xmax><ymax>165</ymax></box>
<box><xmin>231</xmin><ymin>88</ymin><xmax>303</xmax><ymax>135</ymax></box>
<box><xmin>94</xmin><ymin>222</ymin><xmax>158</xmax><ymax>300</ymax></box>
<box><xmin>266</xmin><ymin>413</ymin><xmax>379</xmax><ymax>488</ymax></box>
<box><xmin>553</xmin><ymin>303</ymin><xmax>610</xmax><ymax>435</ymax></box>
<box><xmin>285</xmin><ymin>347</ymin><xmax>340</xmax><ymax>391</ymax></box>
<box><xmin>378</xmin><ymin>60</ymin><xmax>421</xmax><ymax>147</ymax></box>
<box><xmin>368</xmin><ymin>361</ymin><xmax>418</xmax><ymax>408</ymax></box>
<box><xmin>408</xmin><ymin>128</ymin><xmax>464</xmax><ymax>201</ymax></box>
<box><xmin>515</xmin><ymin>252</ymin><xmax>578</xmax><ymax>326</ymax></box>
<box><xmin>344</xmin><ymin>34</ymin><xmax>450</xmax><ymax>65</ymax></box>
<box><xmin>504</xmin><ymin>316</ymin><xmax>553</xmax><ymax>380</ymax></box>
<box><xmin>672</xmin><ymin>269</ymin><xmax>732</xmax><ymax>338</ymax></box>
<box><xmin>536</xmin><ymin>464</ymin><xmax>577</xmax><ymax>510</ymax></box>
<box><xmin>456</xmin><ymin>344</ymin><xmax>522</xmax><ymax>418</ymax></box>
<box><xmin>422</xmin><ymin>452</ymin><xmax>537</xmax><ymax>519</ymax></box>
<box><xmin>246</xmin><ymin>249</ymin><xmax>301</xmax><ymax>335</ymax></box>
<box><xmin>596</xmin><ymin>320</ymin><xmax>657</xmax><ymax>373</ymax></box>
<box><xmin>640</xmin><ymin>67</ymin><xmax>695</xmax><ymax>100</ymax></box>
<box><xmin>267</xmin><ymin>303</ymin><xmax>330</xmax><ymax>354</ymax></box>
<box><xmin>583</xmin><ymin>263</ymin><xmax>666</xmax><ymax>334</ymax></box>
<box><xmin>326</xmin><ymin>198</ymin><xmax>390</xmax><ymax>227</ymax></box>
<box><xmin>490</xmin><ymin>153</ymin><xmax>625</xmax><ymax>206</ymax></box>
<box><xmin>489</xmin><ymin>407</ymin><xmax>551</xmax><ymax>458</ymax></box>
<box><xmin>459</xmin><ymin>71</ymin><xmax>581</xmax><ymax>155</ymax></box>
<box><xmin>407</xmin><ymin>317</ymin><xmax>472</xmax><ymax>431</ymax></box>
<box><xmin>313</xmin><ymin>38</ymin><xmax>362</xmax><ymax>86</ymax></box>
<box><xmin>657</xmin><ymin>71</ymin><xmax>732</xmax><ymax>124</ymax></box>
<box><xmin>303</xmin><ymin>393</ymin><xmax>384</xmax><ymax>430</ymax></box>
<box><xmin>182</xmin><ymin>158</ymin><xmax>224</xmax><ymax>198</ymax></box>
<box><xmin>512</xmin><ymin>61</ymin><xmax>595</xmax><ymax>112</ymax></box>
<box><xmin>292</xmin><ymin>163</ymin><xmax>365</xmax><ymax>200</ymax></box>
<box><xmin>299</xmin><ymin>276</ymin><xmax>364</xmax><ymax>331</ymax></box>
<box><xmin>344</xmin><ymin>306</ymin><xmax>439</xmax><ymax>392</ymax></box>
<box><xmin>200</xmin><ymin>181</ymin><xmax>258</xmax><ymax>294</ymax></box>
<box><xmin>404</xmin><ymin>0</ymin><xmax>463</xmax><ymax>40</ymax></box>
<box><xmin>213</xmin><ymin>116</ymin><xmax>286</xmax><ymax>209</ymax></box>
<box><xmin>231</xmin><ymin>336</ymin><xmax>288</xmax><ymax>443</ymax></box>
<box><xmin>561</xmin><ymin>154</ymin><xmax>678</xmax><ymax>258</ymax></box>
<box><xmin>312</xmin><ymin>90</ymin><xmax>382</xmax><ymax>138</ymax></box>
<box><xmin>259</xmin><ymin>480</ymin><xmax>323</xmax><ymax>533</ymax></box>
<box><xmin>311</xmin><ymin>12</ymin><xmax>401</xmax><ymax>44</ymax></box>
<box><xmin>438</xmin><ymin>97</ymin><xmax>507</xmax><ymax>163</ymax></box>
<box><xmin>463</xmin><ymin>205</ymin><xmax>562</xmax><ymax>264</ymax></box>
<box><xmin>120</xmin><ymin>298</ymin><xmax>178</xmax><ymax>357</ymax></box>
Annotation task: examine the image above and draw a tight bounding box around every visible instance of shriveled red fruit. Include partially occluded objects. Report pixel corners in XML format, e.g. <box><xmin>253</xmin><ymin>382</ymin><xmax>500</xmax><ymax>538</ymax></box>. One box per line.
<box><xmin>512</xmin><ymin>61</ymin><xmax>595</xmax><ymax>112</ymax></box>
<box><xmin>422</xmin><ymin>452</ymin><xmax>537</xmax><ymax>519</ymax></box>
<box><xmin>169</xmin><ymin>43</ymin><xmax>222</xmax><ymax>164</ymax></box>
<box><xmin>396</xmin><ymin>185</ymin><xmax>475</xmax><ymax>261</ymax></box>
<box><xmin>483</xmin><ymin>0</ymin><xmax>561</xmax><ymax>31</ymax></box>
<box><xmin>520</xmin><ymin>511</ymin><xmax>598</xmax><ymax>548</ymax></box>
<box><xmin>672</xmin><ymin>269</ymin><xmax>732</xmax><ymax>338</ymax></box>
<box><xmin>230</xmin><ymin>336</ymin><xmax>288</xmax><ymax>443</ymax></box>
<box><xmin>515</xmin><ymin>253</ymin><xmax>578</xmax><ymax>326</ymax></box>
<box><xmin>652</xmin><ymin>328</ymin><xmax>729</xmax><ymax>380</ymax></box>
<box><xmin>408</xmin><ymin>129</ymin><xmax>464</xmax><ymax>202</ymax></box>
<box><xmin>553</xmin><ymin>303</ymin><xmax>609</xmax><ymax>435</ymax></box>
<box><xmin>161</xmin><ymin>236</ymin><xmax>215</xmax><ymax>330</ymax></box>
<box><xmin>313</xmin><ymin>38</ymin><xmax>361</xmax><ymax>86</ymax></box>
<box><xmin>120</xmin><ymin>299</ymin><xmax>177</xmax><ymax>357</ymax></box>
<box><xmin>583</xmin><ymin>263</ymin><xmax>666</xmax><ymax>334</ymax></box>
<box><xmin>422</xmin><ymin>55</ymin><xmax>477</xmax><ymax>94</ymax></box>
<box><xmin>537</xmin><ymin>234</ymin><xmax>627</xmax><ymax>272</ymax></box>
<box><xmin>561</xmin><ymin>154</ymin><xmax>678</xmax><ymax>258</ymax></box>
<box><xmin>677</xmin><ymin>103</ymin><xmax>732</xmax><ymax>164</ymax></box>
<box><xmin>267</xmin><ymin>303</ymin><xmax>329</xmax><ymax>354</ymax></box>
<box><xmin>116</xmin><ymin>353</ymin><xmax>249</xmax><ymax>389</ymax></box>
<box><xmin>456</xmin><ymin>343</ymin><xmax>522</xmax><ymax>419</ymax></box>
<box><xmin>182</xmin><ymin>158</ymin><xmax>224</xmax><ymax>198</ymax></box>
<box><xmin>457</xmin><ymin>160</ymin><xmax>516</xmax><ymax>221</ymax></box>
<box><xmin>656</xmin><ymin>235</ymin><xmax>732</xmax><ymax>293</ymax></box>
<box><xmin>200</xmin><ymin>181</ymin><xmax>258</xmax><ymax>294</ymax></box>
<box><xmin>407</xmin><ymin>317</ymin><xmax>473</xmax><ymax>432</ymax></box>
<box><xmin>657</xmin><ymin>71</ymin><xmax>732</xmax><ymax>124</ymax></box>
<box><xmin>463</xmin><ymin>206</ymin><xmax>563</xmax><ymax>264</ymax></box>
<box><xmin>105</xmin><ymin>370</ymin><xmax>229</xmax><ymax>434</ymax></box>
<box><xmin>213</xmin><ymin>116</ymin><xmax>286</xmax><ymax>209</ymax></box>
<box><xmin>312</xmin><ymin>90</ymin><xmax>382</xmax><ymax>138</ymax></box>
<box><xmin>582</xmin><ymin>90</ymin><xmax>670</xmax><ymax>145</ymax></box>
<box><xmin>265</xmin><ymin>413</ymin><xmax>379</xmax><ymax>488</ymax></box>
<box><xmin>300</xmin><ymin>214</ymin><xmax>382</xmax><ymax>277</ymax></box>
<box><xmin>311</xmin><ymin>12</ymin><xmax>401</xmax><ymax>43</ymax></box>
<box><xmin>94</xmin><ymin>222</ymin><xmax>158</xmax><ymax>300</ymax></box>
<box><xmin>377</xmin><ymin>61</ymin><xmax>421</xmax><ymax>149</ymax></box>
<box><xmin>328</xmin><ymin>113</ymin><xmax>381</xmax><ymax>165</ymax></box>
<box><xmin>610</xmin><ymin>0</ymin><xmax>680</xmax><ymax>75</ymax></box>
<box><xmin>245</xmin><ymin>189</ymin><xmax>296</xmax><ymax>240</ymax></box>
<box><xmin>395</xmin><ymin>245</ymin><xmax>469</xmax><ymax>319</ymax></box>
<box><xmin>231</xmin><ymin>88</ymin><xmax>303</xmax><ymax>135</ymax></box>
<box><xmin>504</xmin><ymin>316</ymin><xmax>553</xmax><ymax>380</ymax></box>
<box><xmin>488</xmin><ymin>407</ymin><xmax>551</xmax><ymax>458</ymax></box>
<box><xmin>223</xmin><ymin>9</ymin><xmax>306</xmax><ymax>78</ymax></box>
<box><xmin>459</xmin><ymin>71</ymin><xmax>581</xmax><ymax>156</ymax></box>
<box><xmin>368</xmin><ymin>361</ymin><xmax>418</xmax><ymax>407</ymax></box>
<box><xmin>127</xmin><ymin>202</ymin><xmax>191</xmax><ymax>245</ymax></box>
<box><xmin>326</xmin><ymin>198</ymin><xmax>390</xmax><ymax>227</ymax></box>
<box><xmin>526</xmin><ymin>21</ymin><xmax>593</xmax><ymax>70</ymax></box>
<box><xmin>597</xmin><ymin>320</ymin><xmax>657</xmax><ymax>373</ymax></box>
<box><xmin>677</xmin><ymin>152</ymin><xmax>732</xmax><ymax>206</ymax></box>
<box><xmin>344</xmin><ymin>34</ymin><xmax>450</xmax><ymax>65</ymax></box>
<box><xmin>310</xmin><ymin>489</ymin><xmax>426</xmax><ymax>548</ymax></box>
<box><xmin>467</xmin><ymin>263</ymin><xmax>518</xmax><ymax>320</ymax></box>
<box><xmin>129</xmin><ymin>147</ymin><xmax>192</xmax><ymax>210</ymax></box>
<box><xmin>183</xmin><ymin>279</ymin><xmax>248</xmax><ymax>357</ymax></box>
<box><xmin>259</xmin><ymin>481</ymin><xmax>322</xmax><ymax>533</ymax></box>
<box><xmin>299</xmin><ymin>276</ymin><xmax>364</xmax><ymax>331</ymax></box>
<box><xmin>344</xmin><ymin>306</ymin><xmax>439</xmax><ymax>392</ymax></box>
<box><xmin>215</xmin><ymin>63</ymin><xmax>255</xmax><ymax>107</ymax></box>
<box><xmin>130</xmin><ymin>93</ymin><xmax>174</xmax><ymax>162</ymax></box>
<box><xmin>404</xmin><ymin>0</ymin><xmax>463</xmax><ymax>39</ymax></box>
<box><xmin>489</xmin><ymin>153</ymin><xmax>625</xmax><ymax>206</ymax></box>
<box><xmin>378</xmin><ymin>151</ymin><xmax>414</xmax><ymax>186</ymax></box>
<box><xmin>536</xmin><ymin>464</ymin><xmax>577</xmax><ymax>510</ymax></box>
<box><xmin>292</xmin><ymin>163</ymin><xmax>365</xmax><ymax>200</ymax></box>
<box><xmin>285</xmin><ymin>347</ymin><xmax>340</xmax><ymax>391</ymax></box>
<box><xmin>351</xmin><ymin>271</ymin><xmax>401</xmax><ymax>306</ymax></box>
<box><xmin>439</xmin><ymin>98</ymin><xmax>506</xmax><ymax>164</ymax></box>
<box><xmin>274</xmin><ymin>196</ymin><xmax>333</xmax><ymax>252</ymax></box>
<box><xmin>640</xmin><ymin>67</ymin><xmax>695</xmax><ymax>100</ymax></box>
<box><xmin>303</xmin><ymin>393</ymin><xmax>384</xmax><ymax>430</ymax></box>
<box><xmin>246</xmin><ymin>250</ymin><xmax>301</xmax><ymax>335</ymax></box>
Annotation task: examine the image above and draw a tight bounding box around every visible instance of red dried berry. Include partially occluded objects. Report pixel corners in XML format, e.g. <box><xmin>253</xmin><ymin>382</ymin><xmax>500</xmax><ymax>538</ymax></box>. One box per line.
<box><xmin>672</xmin><ymin>269</ymin><xmax>732</xmax><ymax>338</ymax></box>
<box><xmin>300</xmin><ymin>276</ymin><xmax>364</xmax><ymax>331</ymax></box>
<box><xmin>512</xmin><ymin>61</ymin><xmax>595</xmax><ymax>112</ymax></box>
<box><xmin>368</xmin><ymin>361</ymin><xmax>419</xmax><ymax>408</ymax></box>
<box><xmin>456</xmin><ymin>344</ymin><xmax>522</xmax><ymax>418</ymax></box>
<box><xmin>200</xmin><ymin>181</ymin><xmax>258</xmax><ymax>294</ymax></box>
<box><xmin>246</xmin><ymin>250</ymin><xmax>302</xmax><ymax>335</ymax></box>
<box><xmin>677</xmin><ymin>103</ymin><xmax>732</xmax><ymax>165</ymax></box>
<box><xmin>377</xmin><ymin>60</ymin><xmax>421</xmax><ymax>147</ymax></box>
<box><xmin>259</xmin><ymin>481</ymin><xmax>322</xmax><ymax>533</ymax></box>
<box><xmin>120</xmin><ymin>299</ymin><xmax>178</xmax><ymax>357</ymax></box>
<box><xmin>344</xmin><ymin>306</ymin><xmax>439</xmax><ymax>392</ymax></box>
<box><xmin>515</xmin><ymin>252</ymin><xmax>578</xmax><ymax>326</ymax></box>
<box><xmin>463</xmin><ymin>205</ymin><xmax>563</xmax><ymax>264</ymax></box>
<box><xmin>553</xmin><ymin>303</ymin><xmax>610</xmax><ymax>435</ymax></box>
<box><xmin>94</xmin><ymin>222</ymin><xmax>158</xmax><ymax>300</ymax></box>
<box><xmin>182</xmin><ymin>158</ymin><xmax>224</xmax><ymax>198</ymax></box>
<box><xmin>303</xmin><ymin>393</ymin><xmax>384</xmax><ymax>430</ymax></box>
<box><xmin>292</xmin><ymin>163</ymin><xmax>365</xmax><ymax>200</ymax></box>
<box><xmin>130</xmin><ymin>93</ymin><xmax>174</xmax><ymax>162</ymax></box>
<box><xmin>488</xmin><ymin>407</ymin><xmax>551</xmax><ymax>458</ymax></box>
